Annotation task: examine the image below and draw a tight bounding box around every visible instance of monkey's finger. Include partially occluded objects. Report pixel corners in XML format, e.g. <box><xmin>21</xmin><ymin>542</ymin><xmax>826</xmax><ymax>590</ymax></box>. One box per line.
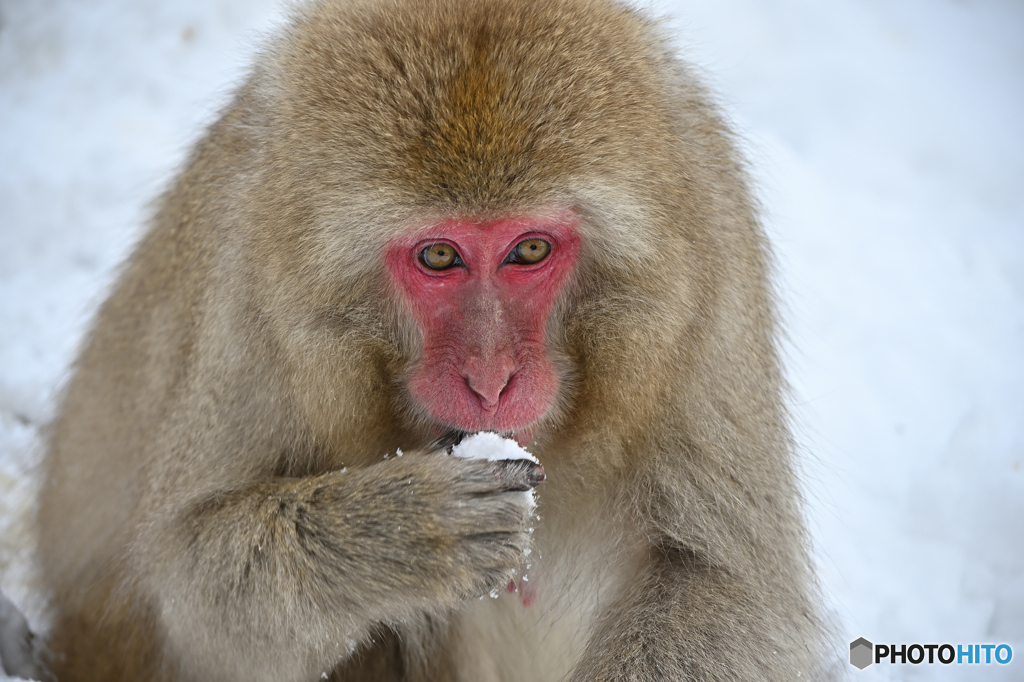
<box><xmin>452</xmin><ymin>458</ymin><xmax>544</xmax><ymax>494</ymax></box>
<box><xmin>493</xmin><ymin>459</ymin><xmax>545</xmax><ymax>492</ymax></box>
<box><xmin>443</xmin><ymin>492</ymin><xmax>534</xmax><ymax>538</ymax></box>
<box><xmin>457</xmin><ymin>532</ymin><xmax>531</xmax><ymax>590</ymax></box>
<box><xmin>463</xmin><ymin>531</ymin><xmax>525</xmax><ymax>547</ymax></box>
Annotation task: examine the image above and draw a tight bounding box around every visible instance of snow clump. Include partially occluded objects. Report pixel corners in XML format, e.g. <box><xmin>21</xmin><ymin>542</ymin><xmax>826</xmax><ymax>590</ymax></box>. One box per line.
<box><xmin>450</xmin><ymin>432</ymin><xmax>537</xmax><ymax>463</ymax></box>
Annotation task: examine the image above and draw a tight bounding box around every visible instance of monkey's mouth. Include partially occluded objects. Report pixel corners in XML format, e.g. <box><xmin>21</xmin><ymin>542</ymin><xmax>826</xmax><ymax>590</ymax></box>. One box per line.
<box><xmin>430</xmin><ymin>429</ymin><xmax>472</xmax><ymax>452</ymax></box>
<box><xmin>429</xmin><ymin>429</ymin><xmax>527</xmax><ymax>453</ymax></box>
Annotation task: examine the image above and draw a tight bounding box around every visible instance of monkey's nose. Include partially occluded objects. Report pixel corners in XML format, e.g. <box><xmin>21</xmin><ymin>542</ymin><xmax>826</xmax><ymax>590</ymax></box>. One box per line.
<box><xmin>466</xmin><ymin>373</ymin><xmax>510</xmax><ymax>410</ymax></box>
<box><xmin>463</xmin><ymin>358</ymin><xmax>513</xmax><ymax>411</ymax></box>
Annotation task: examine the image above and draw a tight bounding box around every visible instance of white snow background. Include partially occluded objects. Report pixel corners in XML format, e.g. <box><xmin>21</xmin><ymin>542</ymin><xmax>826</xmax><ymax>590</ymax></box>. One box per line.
<box><xmin>1</xmin><ymin>0</ymin><xmax>1021</xmax><ymax>680</ymax></box>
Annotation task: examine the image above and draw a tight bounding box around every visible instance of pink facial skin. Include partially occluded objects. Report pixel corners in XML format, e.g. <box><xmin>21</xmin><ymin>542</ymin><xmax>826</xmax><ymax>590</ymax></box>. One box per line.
<box><xmin>385</xmin><ymin>215</ymin><xmax>580</xmax><ymax>436</ymax></box>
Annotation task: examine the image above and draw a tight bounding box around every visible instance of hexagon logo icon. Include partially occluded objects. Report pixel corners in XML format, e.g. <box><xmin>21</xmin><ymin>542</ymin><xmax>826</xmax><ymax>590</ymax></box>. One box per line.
<box><xmin>850</xmin><ymin>637</ymin><xmax>874</xmax><ymax>670</ymax></box>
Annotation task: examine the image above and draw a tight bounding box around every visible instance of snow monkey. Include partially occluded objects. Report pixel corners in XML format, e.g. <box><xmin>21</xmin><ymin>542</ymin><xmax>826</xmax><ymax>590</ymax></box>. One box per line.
<box><xmin>35</xmin><ymin>0</ymin><xmax>826</xmax><ymax>680</ymax></box>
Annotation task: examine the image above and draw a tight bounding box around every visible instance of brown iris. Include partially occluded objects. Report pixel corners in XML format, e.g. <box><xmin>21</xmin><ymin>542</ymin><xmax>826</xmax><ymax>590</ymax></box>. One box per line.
<box><xmin>510</xmin><ymin>238</ymin><xmax>550</xmax><ymax>264</ymax></box>
<box><xmin>421</xmin><ymin>243</ymin><xmax>458</xmax><ymax>270</ymax></box>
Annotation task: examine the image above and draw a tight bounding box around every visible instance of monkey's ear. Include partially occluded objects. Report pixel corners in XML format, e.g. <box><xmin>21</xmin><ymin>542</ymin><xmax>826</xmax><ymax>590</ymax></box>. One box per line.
<box><xmin>428</xmin><ymin>429</ymin><xmax>470</xmax><ymax>453</ymax></box>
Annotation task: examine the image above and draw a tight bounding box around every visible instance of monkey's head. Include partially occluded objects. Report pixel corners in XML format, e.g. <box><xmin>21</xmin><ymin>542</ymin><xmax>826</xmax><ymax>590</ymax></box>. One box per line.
<box><xmin>242</xmin><ymin>0</ymin><xmax>714</xmax><ymax>448</ymax></box>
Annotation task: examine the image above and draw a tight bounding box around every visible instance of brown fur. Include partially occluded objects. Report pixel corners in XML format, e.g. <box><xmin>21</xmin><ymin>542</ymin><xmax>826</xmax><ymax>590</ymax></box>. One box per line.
<box><xmin>36</xmin><ymin>0</ymin><xmax>826</xmax><ymax>679</ymax></box>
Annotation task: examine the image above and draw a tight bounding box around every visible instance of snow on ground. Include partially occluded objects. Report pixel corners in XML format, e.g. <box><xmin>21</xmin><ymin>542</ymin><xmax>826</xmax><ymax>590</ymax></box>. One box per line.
<box><xmin>1</xmin><ymin>0</ymin><xmax>1021</xmax><ymax>680</ymax></box>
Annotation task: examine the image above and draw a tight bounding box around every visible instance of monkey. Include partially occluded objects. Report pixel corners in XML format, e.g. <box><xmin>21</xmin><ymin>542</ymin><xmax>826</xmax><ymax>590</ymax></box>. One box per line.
<box><xmin>34</xmin><ymin>0</ymin><xmax>827</xmax><ymax>680</ymax></box>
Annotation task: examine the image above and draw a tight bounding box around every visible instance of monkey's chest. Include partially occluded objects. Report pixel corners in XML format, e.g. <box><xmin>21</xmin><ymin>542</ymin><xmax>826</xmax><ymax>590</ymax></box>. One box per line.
<box><xmin>450</xmin><ymin>539</ymin><xmax>637</xmax><ymax>682</ymax></box>
<box><xmin>452</xmin><ymin>571</ymin><xmax>593</xmax><ymax>682</ymax></box>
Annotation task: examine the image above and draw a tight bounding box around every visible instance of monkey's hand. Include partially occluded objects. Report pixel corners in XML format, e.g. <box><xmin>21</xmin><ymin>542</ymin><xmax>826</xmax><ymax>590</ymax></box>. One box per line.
<box><xmin>291</xmin><ymin>453</ymin><xmax>543</xmax><ymax>612</ymax></box>
<box><xmin>143</xmin><ymin>453</ymin><xmax>541</xmax><ymax>681</ymax></box>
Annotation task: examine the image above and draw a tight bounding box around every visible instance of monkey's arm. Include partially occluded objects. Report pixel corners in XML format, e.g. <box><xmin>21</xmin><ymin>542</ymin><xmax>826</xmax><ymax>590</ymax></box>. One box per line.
<box><xmin>570</xmin><ymin>546</ymin><xmax>818</xmax><ymax>681</ymax></box>
<box><xmin>570</xmin><ymin>445</ymin><xmax>821</xmax><ymax>681</ymax></box>
<box><xmin>132</xmin><ymin>455</ymin><xmax>538</xmax><ymax>682</ymax></box>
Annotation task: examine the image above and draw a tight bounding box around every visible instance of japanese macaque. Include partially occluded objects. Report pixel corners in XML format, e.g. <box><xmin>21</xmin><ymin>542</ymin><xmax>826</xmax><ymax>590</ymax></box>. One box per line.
<box><xmin>35</xmin><ymin>0</ymin><xmax>825</xmax><ymax>680</ymax></box>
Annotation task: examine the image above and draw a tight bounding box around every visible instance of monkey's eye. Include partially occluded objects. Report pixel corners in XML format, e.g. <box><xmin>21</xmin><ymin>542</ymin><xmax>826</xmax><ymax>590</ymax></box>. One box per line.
<box><xmin>506</xmin><ymin>238</ymin><xmax>551</xmax><ymax>265</ymax></box>
<box><xmin>420</xmin><ymin>243</ymin><xmax>461</xmax><ymax>270</ymax></box>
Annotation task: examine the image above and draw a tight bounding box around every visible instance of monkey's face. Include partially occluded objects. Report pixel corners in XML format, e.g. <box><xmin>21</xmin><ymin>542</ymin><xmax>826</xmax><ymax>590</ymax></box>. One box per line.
<box><xmin>386</xmin><ymin>213</ymin><xmax>580</xmax><ymax>437</ymax></box>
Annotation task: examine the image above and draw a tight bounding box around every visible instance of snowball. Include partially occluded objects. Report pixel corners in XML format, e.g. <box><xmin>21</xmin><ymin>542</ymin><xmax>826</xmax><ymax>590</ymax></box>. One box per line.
<box><xmin>450</xmin><ymin>432</ymin><xmax>538</xmax><ymax>463</ymax></box>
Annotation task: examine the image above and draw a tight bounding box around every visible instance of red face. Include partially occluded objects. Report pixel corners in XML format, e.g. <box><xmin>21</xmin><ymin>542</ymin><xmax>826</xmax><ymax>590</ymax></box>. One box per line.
<box><xmin>386</xmin><ymin>215</ymin><xmax>580</xmax><ymax>436</ymax></box>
